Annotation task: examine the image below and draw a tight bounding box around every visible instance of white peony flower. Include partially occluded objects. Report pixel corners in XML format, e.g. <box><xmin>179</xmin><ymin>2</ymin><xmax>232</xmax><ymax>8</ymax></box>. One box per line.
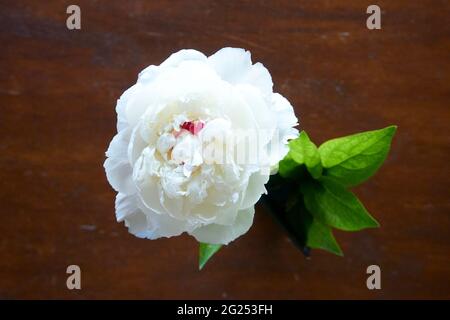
<box><xmin>104</xmin><ymin>48</ymin><xmax>298</xmax><ymax>245</ymax></box>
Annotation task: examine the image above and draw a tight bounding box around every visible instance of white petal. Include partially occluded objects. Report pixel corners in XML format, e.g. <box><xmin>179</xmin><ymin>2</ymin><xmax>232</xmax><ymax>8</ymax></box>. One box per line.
<box><xmin>235</xmin><ymin>84</ymin><xmax>275</xmax><ymax>146</ymax></box>
<box><xmin>105</xmin><ymin>127</ymin><xmax>131</xmax><ymax>159</ymax></box>
<box><xmin>160</xmin><ymin>167</ymin><xmax>187</xmax><ymax>199</ymax></box>
<box><xmin>171</xmin><ymin>134</ymin><xmax>202</xmax><ymax>166</ymax></box>
<box><xmin>115</xmin><ymin>193</ymin><xmax>139</xmax><ymax>222</ymax></box>
<box><xmin>116</xmin><ymin>83</ymin><xmax>142</xmax><ymax>132</ymax></box>
<box><xmin>123</xmin><ymin>209</ymin><xmax>151</xmax><ymax>238</ymax></box>
<box><xmin>221</xmin><ymin>86</ymin><xmax>258</xmax><ymax>131</ymax></box>
<box><xmin>267</xmin><ymin>93</ymin><xmax>299</xmax><ymax>165</ymax></box>
<box><xmin>208</xmin><ymin>48</ymin><xmax>251</xmax><ymax>82</ymax></box>
<box><xmin>137</xmin><ymin>65</ymin><xmax>159</xmax><ymax>84</ymax></box>
<box><xmin>124</xmin><ymin>84</ymin><xmax>156</xmax><ymax>130</ymax></box>
<box><xmin>239</xmin><ymin>62</ymin><xmax>273</xmax><ymax>97</ymax></box>
<box><xmin>160</xmin><ymin>49</ymin><xmax>208</xmax><ymax>67</ymax></box>
<box><xmin>146</xmin><ymin>213</ymin><xmax>190</xmax><ymax>239</ymax></box>
<box><xmin>186</xmin><ymin>175</ymin><xmax>209</xmax><ymax>204</ymax></box>
<box><xmin>208</xmin><ymin>47</ymin><xmax>273</xmax><ymax>96</ymax></box>
<box><xmin>104</xmin><ymin>129</ymin><xmax>136</xmax><ymax>195</ymax></box>
<box><xmin>122</xmin><ymin>196</ymin><xmax>192</xmax><ymax>240</ymax></box>
<box><xmin>128</xmin><ymin>122</ymin><xmax>150</xmax><ymax>166</ymax></box>
<box><xmin>272</xmin><ymin>93</ymin><xmax>299</xmax><ymax>130</ymax></box>
<box><xmin>156</xmin><ymin>133</ymin><xmax>176</xmax><ymax>155</ymax></box>
<box><xmin>137</xmin><ymin>199</ymin><xmax>196</xmax><ymax>239</ymax></box>
<box><xmin>104</xmin><ymin>157</ymin><xmax>135</xmax><ymax>195</ymax></box>
<box><xmin>186</xmin><ymin>186</ymin><xmax>243</xmax><ymax>226</ymax></box>
<box><xmin>240</xmin><ymin>172</ymin><xmax>269</xmax><ymax>209</ymax></box>
<box><xmin>138</xmin><ymin>49</ymin><xmax>207</xmax><ymax>85</ymax></box>
<box><xmin>137</xmin><ymin>178</ymin><xmax>166</xmax><ymax>215</ymax></box>
<box><xmin>189</xmin><ymin>206</ymin><xmax>255</xmax><ymax>245</ymax></box>
<box><xmin>126</xmin><ymin>61</ymin><xmax>220</xmax><ymax>129</ymax></box>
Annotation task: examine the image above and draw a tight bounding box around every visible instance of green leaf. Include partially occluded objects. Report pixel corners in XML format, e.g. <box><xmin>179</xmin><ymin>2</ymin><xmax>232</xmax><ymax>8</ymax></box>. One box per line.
<box><xmin>303</xmin><ymin>212</ymin><xmax>343</xmax><ymax>256</ymax></box>
<box><xmin>318</xmin><ymin>125</ymin><xmax>397</xmax><ymax>186</ymax></box>
<box><xmin>282</xmin><ymin>200</ymin><xmax>343</xmax><ymax>256</ymax></box>
<box><xmin>199</xmin><ymin>243</ymin><xmax>222</xmax><ymax>270</ymax></box>
<box><xmin>278</xmin><ymin>153</ymin><xmax>299</xmax><ymax>178</ymax></box>
<box><xmin>301</xmin><ymin>178</ymin><xmax>379</xmax><ymax>231</ymax></box>
<box><xmin>286</xmin><ymin>131</ymin><xmax>322</xmax><ymax>179</ymax></box>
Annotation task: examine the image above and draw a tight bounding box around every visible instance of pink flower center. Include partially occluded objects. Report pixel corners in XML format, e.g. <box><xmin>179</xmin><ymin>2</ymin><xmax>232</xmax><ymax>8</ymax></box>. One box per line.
<box><xmin>180</xmin><ymin>121</ymin><xmax>204</xmax><ymax>135</ymax></box>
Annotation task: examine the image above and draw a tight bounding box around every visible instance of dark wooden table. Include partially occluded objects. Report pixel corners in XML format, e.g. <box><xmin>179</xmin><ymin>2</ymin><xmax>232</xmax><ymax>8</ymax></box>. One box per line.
<box><xmin>1</xmin><ymin>0</ymin><xmax>449</xmax><ymax>299</ymax></box>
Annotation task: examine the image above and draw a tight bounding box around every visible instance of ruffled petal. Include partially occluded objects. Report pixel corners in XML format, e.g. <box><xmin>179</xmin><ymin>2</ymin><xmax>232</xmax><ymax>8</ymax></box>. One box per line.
<box><xmin>122</xmin><ymin>196</ymin><xmax>193</xmax><ymax>240</ymax></box>
<box><xmin>240</xmin><ymin>172</ymin><xmax>269</xmax><ymax>209</ymax></box>
<box><xmin>137</xmin><ymin>199</ymin><xmax>197</xmax><ymax>239</ymax></box>
<box><xmin>267</xmin><ymin>93</ymin><xmax>299</xmax><ymax>165</ymax></box>
<box><xmin>208</xmin><ymin>47</ymin><xmax>273</xmax><ymax>96</ymax></box>
<box><xmin>115</xmin><ymin>193</ymin><xmax>140</xmax><ymax>222</ymax></box>
<box><xmin>160</xmin><ymin>49</ymin><xmax>208</xmax><ymax>67</ymax></box>
<box><xmin>127</xmin><ymin>61</ymin><xmax>221</xmax><ymax>129</ymax></box>
<box><xmin>123</xmin><ymin>210</ymin><xmax>152</xmax><ymax>238</ymax></box>
<box><xmin>127</xmin><ymin>122</ymin><xmax>149</xmax><ymax>166</ymax></box>
<box><xmin>104</xmin><ymin>129</ymin><xmax>136</xmax><ymax>195</ymax></box>
<box><xmin>104</xmin><ymin>158</ymin><xmax>135</xmax><ymax>195</ymax></box>
<box><xmin>235</xmin><ymin>84</ymin><xmax>275</xmax><ymax>147</ymax></box>
<box><xmin>208</xmin><ymin>48</ymin><xmax>251</xmax><ymax>82</ymax></box>
<box><xmin>116</xmin><ymin>83</ymin><xmax>143</xmax><ymax>132</ymax></box>
<box><xmin>239</xmin><ymin>62</ymin><xmax>273</xmax><ymax>97</ymax></box>
<box><xmin>189</xmin><ymin>206</ymin><xmax>255</xmax><ymax>245</ymax></box>
<box><xmin>138</xmin><ymin>49</ymin><xmax>208</xmax><ymax>84</ymax></box>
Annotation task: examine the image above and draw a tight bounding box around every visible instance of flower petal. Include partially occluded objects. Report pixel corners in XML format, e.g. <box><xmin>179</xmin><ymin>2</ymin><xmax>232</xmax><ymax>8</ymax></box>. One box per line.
<box><xmin>239</xmin><ymin>62</ymin><xmax>273</xmax><ymax>97</ymax></box>
<box><xmin>123</xmin><ymin>210</ymin><xmax>152</xmax><ymax>238</ymax></box>
<box><xmin>160</xmin><ymin>49</ymin><xmax>208</xmax><ymax>67</ymax></box>
<box><xmin>267</xmin><ymin>93</ymin><xmax>299</xmax><ymax>165</ymax></box>
<box><xmin>104</xmin><ymin>158</ymin><xmax>135</xmax><ymax>195</ymax></box>
<box><xmin>138</xmin><ymin>49</ymin><xmax>207</xmax><ymax>85</ymax></box>
<box><xmin>208</xmin><ymin>47</ymin><xmax>273</xmax><ymax>96</ymax></box>
<box><xmin>137</xmin><ymin>199</ymin><xmax>196</xmax><ymax>239</ymax></box>
<box><xmin>127</xmin><ymin>122</ymin><xmax>149</xmax><ymax>166</ymax></box>
<box><xmin>115</xmin><ymin>193</ymin><xmax>140</xmax><ymax>222</ymax></box>
<box><xmin>240</xmin><ymin>172</ymin><xmax>269</xmax><ymax>209</ymax></box>
<box><xmin>235</xmin><ymin>84</ymin><xmax>275</xmax><ymax>147</ymax></box>
<box><xmin>104</xmin><ymin>129</ymin><xmax>136</xmax><ymax>195</ymax></box>
<box><xmin>189</xmin><ymin>206</ymin><xmax>255</xmax><ymax>245</ymax></box>
<box><xmin>116</xmin><ymin>83</ymin><xmax>143</xmax><ymax>132</ymax></box>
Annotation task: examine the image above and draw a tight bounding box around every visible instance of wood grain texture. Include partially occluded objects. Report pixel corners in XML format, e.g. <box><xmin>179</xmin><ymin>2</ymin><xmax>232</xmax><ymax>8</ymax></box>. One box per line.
<box><xmin>0</xmin><ymin>0</ymin><xmax>449</xmax><ymax>299</ymax></box>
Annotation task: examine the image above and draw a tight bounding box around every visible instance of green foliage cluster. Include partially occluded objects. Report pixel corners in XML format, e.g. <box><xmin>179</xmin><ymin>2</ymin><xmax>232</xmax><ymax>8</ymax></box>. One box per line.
<box><xmin>199</xmin><ymin>126</ymin><xmax>397</xmax><ymax>268</ymax></box>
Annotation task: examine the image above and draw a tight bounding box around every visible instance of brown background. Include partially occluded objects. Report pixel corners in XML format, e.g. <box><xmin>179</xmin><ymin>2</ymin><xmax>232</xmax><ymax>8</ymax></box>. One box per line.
<box><xmin>0</xmin><ymin>0</ymin><xmax>449</xmax><ymax>299</ymax></box>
